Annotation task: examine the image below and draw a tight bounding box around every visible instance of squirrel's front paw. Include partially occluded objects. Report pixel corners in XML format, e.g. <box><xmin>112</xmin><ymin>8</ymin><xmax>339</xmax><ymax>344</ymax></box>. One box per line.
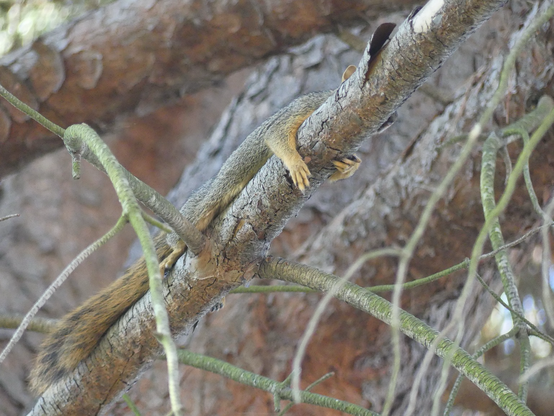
<box><xmin>288</xmin><ymin>158</ymin><xmax>311</xmax><ymax>192</ymax></box>
<box><xmin>159</xmin><ymin>240</ymin><xmax>186</xmax><ymax>277</ymax></box>
<box><xmin>329</xmin><ymin>155</ymin><xmax>361</xmax><ymax>182</ymax></box>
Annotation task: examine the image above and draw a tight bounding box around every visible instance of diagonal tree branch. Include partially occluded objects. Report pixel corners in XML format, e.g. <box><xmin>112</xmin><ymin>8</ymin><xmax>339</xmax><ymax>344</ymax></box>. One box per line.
<box><xmin>0</xmin><ymin>0</ymin><xmax>419</xmax><ymax>178</ymax></box>
<box><xmin>28</xmin><ymin>0</ymin><xmax>509</xmax><ymax>414</ymax></box>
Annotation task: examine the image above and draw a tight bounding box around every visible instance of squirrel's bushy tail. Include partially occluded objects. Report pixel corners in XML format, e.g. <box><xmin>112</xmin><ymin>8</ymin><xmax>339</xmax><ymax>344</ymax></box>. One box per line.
<box><xmin>29</xmin><ymin>235</ymin><xmax>169</xmax><ymax>395</ymax></box>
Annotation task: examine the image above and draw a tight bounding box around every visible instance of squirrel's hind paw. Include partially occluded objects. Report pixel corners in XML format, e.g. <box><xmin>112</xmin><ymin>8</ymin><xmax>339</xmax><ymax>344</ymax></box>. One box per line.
<box><xmin>329</xmin><ymin>155</ymin><xmax>361</xmax><ymax>182</ymax></box>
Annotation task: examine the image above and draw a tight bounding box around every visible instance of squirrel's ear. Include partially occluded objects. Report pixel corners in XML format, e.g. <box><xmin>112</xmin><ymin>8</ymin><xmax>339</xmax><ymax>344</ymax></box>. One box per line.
<box><xmin>342</xmin><ymin>65</ymin><xmax>356</xmax><ymax>82</ymax></box>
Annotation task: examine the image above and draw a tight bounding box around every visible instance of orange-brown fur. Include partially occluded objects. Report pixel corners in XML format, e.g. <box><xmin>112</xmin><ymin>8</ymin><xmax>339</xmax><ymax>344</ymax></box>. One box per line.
<box><xmin>29</xmin><ymin>234</ymin><xmax>170</xmax><ymax>394</ymax></box>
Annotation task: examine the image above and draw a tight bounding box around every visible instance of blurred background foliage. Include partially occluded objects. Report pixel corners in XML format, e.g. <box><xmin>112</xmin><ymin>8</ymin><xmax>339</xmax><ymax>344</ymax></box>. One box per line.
<box><xmin>0</xmin><ymin>0</ymin><xmax>114</xmax><ymax>57</ymax></box>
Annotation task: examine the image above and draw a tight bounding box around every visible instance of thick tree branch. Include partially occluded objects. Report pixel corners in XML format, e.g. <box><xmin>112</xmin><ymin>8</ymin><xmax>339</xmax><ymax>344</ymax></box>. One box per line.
<box><xmin>28</xmin><ymin>0</ymin><xmax>509</xmax><ymax>413</ymax></box>
<box><xmin>0</xmin><ymin>0</ymin><xmax>419</xmax><ymax>178</ymax></box>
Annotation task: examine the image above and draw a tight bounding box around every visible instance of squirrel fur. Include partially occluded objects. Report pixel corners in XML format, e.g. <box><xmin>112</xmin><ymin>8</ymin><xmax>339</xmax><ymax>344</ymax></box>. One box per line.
<box><xmin>29</xmin><ymin>70</ymin><xmax>362</xmax><ymax>395</ymax></box>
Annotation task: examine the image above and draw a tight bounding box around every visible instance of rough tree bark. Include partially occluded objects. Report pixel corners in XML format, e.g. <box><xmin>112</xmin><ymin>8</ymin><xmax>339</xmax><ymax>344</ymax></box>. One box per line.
<box><xmin>0</xmin><ymin>0</ymin><xmax>418</xmax><ymax>177</ymax></box>
<box><xmin>162</xmin><ymin>5</ymin><xmax>554</xmax><ymax>416</ymax></box>
<box><xmin>0</xmin><ymin>0</ymin><xmax>552</xmax><ymax>415</ymax></box>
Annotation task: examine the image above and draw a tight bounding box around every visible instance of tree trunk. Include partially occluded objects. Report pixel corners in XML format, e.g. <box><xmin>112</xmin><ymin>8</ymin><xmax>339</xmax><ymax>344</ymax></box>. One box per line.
<box><xmin>0</xmin><ymin>0</ymin><xmax>552</xmax><ymax>415</ymax></box>
<box><xmin>0</xmin><ymin>0</ymin><xmax>417</xmax><ymax>178</ymax></box>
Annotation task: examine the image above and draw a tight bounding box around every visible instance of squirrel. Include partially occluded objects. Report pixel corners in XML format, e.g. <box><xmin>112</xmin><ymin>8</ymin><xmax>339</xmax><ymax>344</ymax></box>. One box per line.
<box><xmin>29</xmin><ymin>66</ymin><xmax>364</xmax><ymax>395</ymax></box>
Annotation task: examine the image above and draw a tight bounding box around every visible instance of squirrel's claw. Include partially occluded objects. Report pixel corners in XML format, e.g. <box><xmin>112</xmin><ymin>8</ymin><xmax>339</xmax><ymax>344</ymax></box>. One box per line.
<box><xmin>289</xmin><ymin>159</ymin><xmax>311</xmax><ymax>191</ymax></box>
<box><xmin>329</xmin><ymin>155</ymin><xmax>362</xmax><ymax>182</ymax></box>
<box><xmin>210</xmin><ymin>297</ymin><xmax>226</xmax><ymax>312</ymax></box>
<box><xmin>159</xmin><ymin>240</ymin><xmax>186</xmax><ymax>277</ymax></box>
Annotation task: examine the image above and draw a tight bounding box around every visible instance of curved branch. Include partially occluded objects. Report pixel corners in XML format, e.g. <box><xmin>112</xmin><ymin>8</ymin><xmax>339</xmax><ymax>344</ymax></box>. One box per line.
<box><xmin>177</xmin><ymin>350</ymin><xmax>378</xmax><ymax>416</ymax></box>
<box><xmin>0</xmin><ymin>0</ymin><xmax>417</xmax><ymax>177</ymax></box>
<box><xmin>259</xmin><ymin>257</ymin><xmax>534</xmax><ymax>416</ymax></box>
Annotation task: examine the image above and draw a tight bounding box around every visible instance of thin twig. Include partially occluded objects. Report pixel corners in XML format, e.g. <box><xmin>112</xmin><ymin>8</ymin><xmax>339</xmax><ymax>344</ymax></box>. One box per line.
<box><xmin>0</xmin><ymin>216</ymin><xmax>128</xmax><ymax>365</ymax></box>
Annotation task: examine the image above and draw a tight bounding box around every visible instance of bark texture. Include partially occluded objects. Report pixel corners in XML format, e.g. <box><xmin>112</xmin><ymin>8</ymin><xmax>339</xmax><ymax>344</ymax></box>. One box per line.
<box><xmin>0</xmin><ymin>0</ymin><xmax>418</xmax><ymax>178</ymax></box>
<box><xmin>0</xmin><ymin>0</ymin><xmax>553</xmax><ymax>415</ymax></box>
<box><xmin>154</xmin><ymin>4</ymin><xmax>552</xmax><ymax>416</ymax></box>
